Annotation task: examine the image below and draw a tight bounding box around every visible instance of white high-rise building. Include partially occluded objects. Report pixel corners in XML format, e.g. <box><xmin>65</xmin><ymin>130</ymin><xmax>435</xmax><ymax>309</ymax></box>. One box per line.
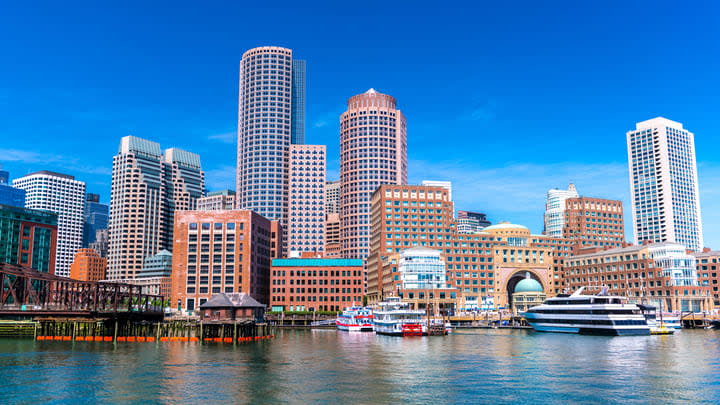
<box><xmin>543</xmin><ymin>183</ymin><xmax>578</xmax><ymax>237</ymax></box>
<box><xmin>421</xmin><ymin>180</ymin><xmax>452</xmax><ymax>201</ymax></box>
<box><xmin>626</xmin><ymin>117</ymin><xmax>703</xmax><ymax>251</ymax></box>
<box><xmin>13</xmin><ymin>171</ymin><xmax>86</xmax><ymax>277</ymax></box>
<box><xmin>325</xmin><ymin>180</ymin><xmax>340</xmax><ymax>215</ymax></box>
<box><xmin>108</xmin><ymin>136</ymin><xmax>204</xmax><ymax>280</ymax></box>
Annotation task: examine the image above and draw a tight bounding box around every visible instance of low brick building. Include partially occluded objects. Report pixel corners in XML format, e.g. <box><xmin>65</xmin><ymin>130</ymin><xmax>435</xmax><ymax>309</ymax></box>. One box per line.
<box><xmin>199</xmin><ymin>292</ymin><xmax>265</xmax><ymax>322</ymax></box>
<box><xmin>69</xmin><ymin>248</ymin><xmax>107</xmax><ymax>281</ymax></box>
<box><xmin>270</xmin><ymin>255</ymin><xmax>364</xmax><ymax>312</ymax></box>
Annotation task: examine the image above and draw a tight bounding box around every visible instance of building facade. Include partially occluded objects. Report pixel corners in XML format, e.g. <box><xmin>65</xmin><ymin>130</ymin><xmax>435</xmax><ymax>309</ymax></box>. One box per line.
<box><xmin>89</xmin><ymin>229</ymin><xmax>109</xmax><ymax>258</ymax></box>
<box><xmin>0</xmin><ymin>204</ymin><xmax>57</xmax><ymax>273</ymax></box>
<box><xmin>456</xmin><ymin>210</ymin><xmax>491</xmax><ymax>234</ymax></box>
<box><xmin>627</xmin><ymin>117</ymin><xmax>703</xmax><ymax>251</ymax></box>
<box><xmin>325</xmin><ymin>180</ymin><xmax>340</xmax><ymax>215</ymax></box>
<box><xmin>340</xmin><ymin>88</ymin><xmax>407</xmax><ymax>259</ymax></box>
<box><xmin>108</xmin><ymin>136</ymin><xmax>204</xmax><ymax>280</ymax></box>
<box><xmin>565</xmin><ymin>243</ymin><xmax>712</xmax><ymax>312</ymax></box>
<box><xmin>544</xmin><ymin>183</ymin><xmax>578</xmax><ymax>237</ymax></box>
<box><xmin>13</xmin><ymin>171</ymin><xmax>85</xmax><ymax>277</ymax></box>
<box><xmin>693</xmin><ymin>249</ymin><xmax>720</xmax><ymax>307</ymax></box>
<box><xmin>324</xmin><ymin>213</ymin><xmax>341</xmax><ymax>258</ymax></box>
<box><xmin>562</xmin><ymin>196</ymin><xmax>625</xmax><ymax>253</ymax></box>
<box><xmin>171</xmin><ymin>210</ymin><xmax>276</xmax><ymax>311</ymax></box>
<box><xmin>135</xmin><ymin>249</ymin><xmax>173</xmax><ymax>298</ymax></box>
<box><xmin>0</xmin><ymin>168</ymin><xmax>25</xmax><ymax>207</ymax></box>
<box><xmin>270</xmin><ymin>256</ymin><xmax>364</xmax><ymax>312</ymax></box>
<box><xmin>197</xmin><ymin>190</ymin><xmax>236</xmax><ymax>211</ymax></box>
<box><xmin>236</xmin><ymin>46</ymin><xmax>306</xmax><ymax>242</ymax></box>
<box><xmin>83</xmin><ymin>193</ymin><xmax>108</xmax><ymax>247</ymax></box>
<box><xmin>69</xmin><ymin>248</ymin><xmax>107</xmax><ymax>281</ymax></box>
<box><xmin>287</xmin><ymin>144</ymin><xmax>326</xmax><ymax>254</ymax></box>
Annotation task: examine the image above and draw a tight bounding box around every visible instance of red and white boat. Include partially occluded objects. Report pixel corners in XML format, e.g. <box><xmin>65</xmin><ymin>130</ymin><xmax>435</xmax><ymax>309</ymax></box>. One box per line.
<box><xmin>336</xmin><ymin>306</ymin><xmax>374</xmax><ymax>332</ymax></box>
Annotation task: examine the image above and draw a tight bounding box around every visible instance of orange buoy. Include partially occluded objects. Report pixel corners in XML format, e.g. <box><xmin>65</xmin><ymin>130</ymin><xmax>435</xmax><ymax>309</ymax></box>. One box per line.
<box><xmin>127</xmin><ymin>337</ymin><xmax>136</xmax><ymax>342</ymax></box>
<box><xmin>160</xmin><ymin>337</ymin><xmax>169</xmax><ymax>342</ymax></box>
<box><xmin>146</xmin><ymin>337</ymin><xmax>156</xmax><ymax>342</ymax></box>
<box><xmin>103</xmin><ymin>336</ymin><xmax>112</xmax><ymax>342</ymax></box>
<box><xmin>189</xmin><ymin>337</ymin><xmax>199</xmax><ymax>342</ymax></box>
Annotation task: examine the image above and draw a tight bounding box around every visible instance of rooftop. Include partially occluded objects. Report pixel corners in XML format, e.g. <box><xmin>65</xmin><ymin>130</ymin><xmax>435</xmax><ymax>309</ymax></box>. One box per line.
<box><xmin>199</xmin><ymin>293</ymin><xmax>264</xmax><ymax>309</ymax></box>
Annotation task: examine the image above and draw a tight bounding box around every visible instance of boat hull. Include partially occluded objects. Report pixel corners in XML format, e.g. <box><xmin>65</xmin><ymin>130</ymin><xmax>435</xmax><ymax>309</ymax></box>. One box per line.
<box><xmin>336</xmin><ymin>323</ymin><xmax>374</xmax><ymax>332</ymax></box>
<box><xmin>528</xmin><ymin>323</ymin><xmax>650</xmax><ymax>336</ymax></box>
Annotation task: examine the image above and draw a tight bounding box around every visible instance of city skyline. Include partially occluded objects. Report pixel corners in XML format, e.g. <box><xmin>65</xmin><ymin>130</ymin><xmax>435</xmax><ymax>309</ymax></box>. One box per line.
<box><xmin>1</xmin><ymin>2</ymin><xmax>719</xmax><ymax>247</ymax></box>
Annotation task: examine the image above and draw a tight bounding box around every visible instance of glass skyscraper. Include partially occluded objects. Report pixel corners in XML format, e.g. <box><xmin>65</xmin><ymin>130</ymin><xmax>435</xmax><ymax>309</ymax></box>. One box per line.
<box><xmin>291</xmin><ymin>59</ymin><xmax>306</xmax><ymax>145</ymax></box>
<box><xmin>626</xmin><ymin>117</ymin><xmax>703</xmax><ymax>251</ymax></box>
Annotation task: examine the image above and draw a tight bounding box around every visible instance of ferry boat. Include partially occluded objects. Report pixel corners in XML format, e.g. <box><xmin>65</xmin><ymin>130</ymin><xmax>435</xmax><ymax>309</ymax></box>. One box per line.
<box><xmin>523</xmin><ymin>287</ymin><xmax>650</xmax><ymax>336</ymax></box>
<box><xmin>373</xmin><ymin>297</ymin><xmax>427</xmax><ymax>336</ymax></box>
<box><xmin>336</xmin><ymin>306</ymin><xmax>374</xmax><ymax>332</ymax></box>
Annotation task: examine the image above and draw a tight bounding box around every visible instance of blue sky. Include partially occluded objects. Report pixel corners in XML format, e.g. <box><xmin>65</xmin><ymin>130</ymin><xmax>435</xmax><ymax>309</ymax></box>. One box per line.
<box><xmin>1</xmin><ymin>1</ymin><xmax>719</xmax><ymax>246</ymax></box>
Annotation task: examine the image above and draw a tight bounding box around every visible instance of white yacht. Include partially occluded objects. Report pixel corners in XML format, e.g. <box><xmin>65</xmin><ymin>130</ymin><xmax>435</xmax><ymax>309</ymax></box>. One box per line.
<box><xmin>523</xmin><ymin>287</ymin><xmax>650</xmax><ymax>336</ymax></box>
<box><xmin>336</xmin><ymin>306</ymin><xmax>374</xmax><ymax>332</ymax></box>
<box><xmin>373</xmin><ymin>297</ymin><xmax>427</xmax><ymax>336</ymax></box>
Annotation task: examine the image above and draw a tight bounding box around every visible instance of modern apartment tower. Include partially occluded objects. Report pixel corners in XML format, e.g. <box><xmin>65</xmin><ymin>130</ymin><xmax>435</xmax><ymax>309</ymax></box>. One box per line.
<box><xmin>108</xmin><ymin>136</ymin><xmax>204</xmax><ymax>280</ymax></box>
<box><xmin>543</xmin><ymin>183</ymin><xmax>578</xmax><ymax>237</ymax></box>
<box><xmin>626</xmin><ymin>117</ymin><xmax>703</xmax><ymax>251</ymax></box>
<box><xmin>340</xmin><ymin>89</ymin><xmax>408</xmax><ymax>259</ymax></box>
<box><xmin>13</xmin><ymin>171</ymin><xmax>86</xmax><ymax>277</ymax></box>
<box><xmin>287</xmin><ymin>145</ymin><xmax>326</xmax><ymax>253</ymax></box>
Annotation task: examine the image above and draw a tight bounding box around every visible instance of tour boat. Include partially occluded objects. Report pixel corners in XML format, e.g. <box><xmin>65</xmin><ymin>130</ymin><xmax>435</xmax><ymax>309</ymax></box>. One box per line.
<box><xmin>523</xmin><ymin>287</ymin><xmax>650</xmax><ymax>336</ymax></box>
<box><xmin>336</xmin><ymin>306</ymin><xmax>374</xmax><ymax>332</ymax></box>
<box><xmin>373</xmin><ymin>297</ymin><xmax>427</xmax><ymax>336</ymax></box>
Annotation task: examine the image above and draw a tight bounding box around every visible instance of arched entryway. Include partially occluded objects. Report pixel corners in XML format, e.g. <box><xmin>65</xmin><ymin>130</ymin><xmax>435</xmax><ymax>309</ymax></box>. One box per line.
<box><xmin>506</xmin><ymin>271</ymin><xmax>544</xmax><ymax>310</ymax></box>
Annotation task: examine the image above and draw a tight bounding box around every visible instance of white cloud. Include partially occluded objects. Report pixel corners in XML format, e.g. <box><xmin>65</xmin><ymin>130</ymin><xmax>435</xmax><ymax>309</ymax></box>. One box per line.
<box><xmin>0</xmin><ymin>148</ymin><xmax>112</xmax><ymax>176</ymax></box>
<box><xmin>207</xmin><ymin>131</ymin><xmax>236</xmax><ymax>144</ymax></box>
<box><xmin>313</xmin><ymin>120</ymin><xmax>328</xmax><ymax>128</ymax></box>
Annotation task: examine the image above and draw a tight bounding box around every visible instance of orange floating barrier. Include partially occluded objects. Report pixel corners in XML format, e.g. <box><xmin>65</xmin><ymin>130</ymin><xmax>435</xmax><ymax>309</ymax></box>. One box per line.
<box><xmin>53</xmin><ymin>336</ymin><xmax>62</xmax><ymax>341</ymax></box>
<box><xmin>160</xmin><ymin>337</ymin><xmax>169</xmax><ymax>342</ymax></box>
<box><xmin>204</xmin><ymin>338</ymin><xmax>213</xmax><ymax>342</ymax></box>
<box><xmin>213</xmin><ymin>337</ymin><xmax>222</xmax><ymax>343</ymax></box>
<box><xmin>223</xmin><ymin>337</ymin><xmax>232</xmax><ymax>343</ymax></box>
<box><xmin>117</xmin><ymin>337</ymin><xmax>126</xmax><ymax>342</ymax></box>
<box><xmin>103</xmin><ymin>336</ymin><xmax>112</xmax><ymax>342</ymax></box>
<box><xmin>136</xmin><ymin>336</ymin><xmax>145</xmax><ymax>342</ymax></box>
<box><xmin>75</xmin><ymin>337</ymin><xmax>84</xmax><ymax>341</ymax></box>
<box><xmin>189</xmin><ymin>337</ymin><xmax>199</xmax><ymax>342</ymax></box>
<box><xmin>126</xmin><ymin>337</ymin><xmax>136</xmax><ymax>342</ymax></box>
<box><xmin>146</xmin><ymin>337</ymin><xmax>156</xmax><ymax>342</ymax></box>
<box><xmin>36</xmin><ymin>336</ymin><xmax>45</xmax><ymax>341</ymax></box>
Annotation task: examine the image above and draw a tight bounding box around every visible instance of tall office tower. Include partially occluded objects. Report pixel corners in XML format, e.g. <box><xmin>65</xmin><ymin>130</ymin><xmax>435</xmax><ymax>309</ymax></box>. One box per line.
<box><xmin>197</xmin><ymin>190</ymin><xmax>236</xmax><ymax>210</ymax></box>
<box><xmin>340</xmin><ymin>89</ymin><xmax>407</xmax><ymax>259</ymax></box>
<box><xmin>13</xmin><ymin>171</ymin><xmax>86</xmax><ymax>277</ymax></box>
<box><xmin>456</xmin><ymin>210</ymin><xmax>492</xmax><ymax>234</ymax></box>
<box><xmin>563</xmin><ymin>197</ymin><xmax>624</xmax><ymax>252</ymax></box>
<box><xmin>236</xmin><ymin>46</ymin><xmax>301</xmax><ymax>236</ymax></box>
<box><xmin>89</xmin><ymin>229</ymin><xmax>109</xmax><ymax>258</ymax></box>
<box><xmin>83</xmin><ymin>193</ymin><xmax>108</xmax><ymax>247</ymax></box>
<box><xmin>291</xmin><ymin>59</ymin><xmax>306</xmax><ymax>145</ymax></box>
<box><xmin>287</xmin><ymin>145</ymin><xmax>326</xmax><ymax>253</ymax></box>
<box><xmin>543</xmin><ymin>183</ymin><xmax>578</xmax><ymax>237</ymax></box>
<box><xmin>108</xmin><ymin>136</ymin><xmax>204</xmax><ymax>280</ymax></box>
<box><xmin>325</xmin><ymin>180</ymin><xmax>340</xmax><ymax>215</ymax></box>
<box><xmin>0</xmin><ymin>168</ymin><xmax>26</xmax><ymax>207</ymax></box>
<box><xmin>627</xmin><ymin>117</ymin><xmax>703</xmax><ymax>251</ymax></box>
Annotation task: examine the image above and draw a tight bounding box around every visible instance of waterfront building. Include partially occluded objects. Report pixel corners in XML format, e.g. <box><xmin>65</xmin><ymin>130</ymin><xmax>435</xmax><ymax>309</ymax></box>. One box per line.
<box><xmin>287</xmin><ymin>144</ymin><xmax>326</xmax><ymax>253</ymax></box>
<box><xmin>270</xmin><ymin>254</ymin><xmax>364</xmax><ymax>312</ymax></box>
<box><xmin>108</xmin><ymin>136</ymin><xmax>204</xmax><ymax>280</ymax></box>
<box><xmin>544</xmin><ymin>183</ymin><xmax>578</xmax><ymax>237</ymax></box>
<box><xmin>0</xmin><ymin>204</ymin><xmax>57</xmax><ymax>273</ymax></box>
<box><xmin>236</xmin><ymin>46</ymin><xmax>306</xmax><ymax>252</ymax></box>
<box><xmin>627</xmin><ymin>117</ymin><xmax>703</xmax><ymax>251</ymax></box>
<box><xmin>692</xmin><ymin>249</ymin><xmax>720</xmax><ymax>307</ymax></box>
<box><xmin>325</xmin><ymin>213</ymin><xmax>341</xmax><ymax>258</ymax></box>
<box><xmin>199</xmin><ymin>292</ymin><xmax>265</xmax><ymax>322</ymax></box>
<box><xmin>197</xmin><ymin>190</ymin><xmax>235</xmax><ymax>211</ymax></box>
<box><xmin>325</xmin><ymin>180</ymin><xmax>340</xmax><ymax>215</ymax></box>
<box><xmin>83</xmin><ymin>193</ymin><xmax>108</xmax><ymax>247</ymax></box>
<box><xmin>456</xmin><ymin>210</ymin><xmax>491</xmax><ymax>234</ymax></box>
<box><xmin>562</xmin><ymin>196</ymin><xmax>625</xmax><ymax>253</ymax></box>
<box><xmin>171</xmin><ymin>210</ymin><xmax>276</xmax><ymax>311</ymax></box>
<box><xmin>340</xmin><ymin>88</ymin><xmax>407</xmax><ymax>259</ymax></box>
<box><xmin>564</xmin><ymin>242</ymin><xmax>713</xmax><ymax>312</ymax></box>
<box><xmin>0</xmin><ymin>167</ymin><xmax>26</xmax><ymax>207</ymax></box>
<box><xmin>89</xmin><ymin>229</ymin><xmax>108</xmax><ymax>258</ymax></box>
<box><xmin>13</xmin><ymin>171</ymin><xmax>86</xmax><ymax>277</ymax></box>
<box><xmin>69</xmin><ymin>248</ymin><xmax>107</xmax><ymax>281</ymax></box>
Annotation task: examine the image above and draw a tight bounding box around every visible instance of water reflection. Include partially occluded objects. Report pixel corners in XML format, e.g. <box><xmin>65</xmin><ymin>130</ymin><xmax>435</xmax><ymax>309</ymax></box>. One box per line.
<box><xmin>1</xmin><ymin>330</ymin><xmax>719</xmax><ymax>404</ymax></box>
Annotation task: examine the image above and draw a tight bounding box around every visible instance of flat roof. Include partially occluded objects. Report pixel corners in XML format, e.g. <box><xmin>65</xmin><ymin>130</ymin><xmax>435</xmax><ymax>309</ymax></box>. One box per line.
<box><xmin>272</xmin><ymin>258</ymin><xmax>363</xmax><ymax>267</ymax></box>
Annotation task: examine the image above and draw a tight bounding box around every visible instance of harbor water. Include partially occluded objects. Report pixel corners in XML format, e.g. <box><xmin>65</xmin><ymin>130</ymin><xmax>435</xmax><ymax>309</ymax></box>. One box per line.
<box><xmin>2</xmin><ymin>329</ymin><xmax>720</xmax><ymax>404</ymax></box>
